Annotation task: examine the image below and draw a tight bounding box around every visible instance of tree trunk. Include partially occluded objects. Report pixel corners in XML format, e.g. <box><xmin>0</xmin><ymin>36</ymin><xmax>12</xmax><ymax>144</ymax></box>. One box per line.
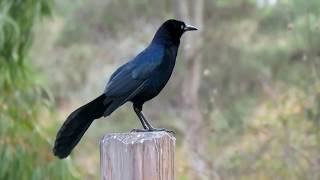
<box><xmin>175</xmin><ymin>0</ymin><xmax>209</xmax><ymax>179</ymax></box>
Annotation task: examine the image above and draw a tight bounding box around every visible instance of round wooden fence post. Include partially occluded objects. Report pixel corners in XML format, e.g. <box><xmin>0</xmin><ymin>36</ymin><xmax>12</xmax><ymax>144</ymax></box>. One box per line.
<box><xmin>100</xmin><ymin>132</ymin><xmax>175</xmax><ymax>180</ymax></box>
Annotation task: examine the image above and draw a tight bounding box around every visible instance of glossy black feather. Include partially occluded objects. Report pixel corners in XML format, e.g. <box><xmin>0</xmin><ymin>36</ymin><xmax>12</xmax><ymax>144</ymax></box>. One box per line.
<box><xmin>53</xmin><ymin>19</ymin><xmax>193</xmax><ymax>158</ymax></box>
<box><xmin>53</xmin><ymin>94</ymin><xmax>107</xmax><ymax>158</ymax></box>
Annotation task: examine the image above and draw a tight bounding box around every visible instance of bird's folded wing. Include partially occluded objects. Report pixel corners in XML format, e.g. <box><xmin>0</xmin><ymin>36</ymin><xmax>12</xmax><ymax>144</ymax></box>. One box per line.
<box><xmin>104</xmin><ymin>44</ymin><xmax>164</xmax><ymax>98</ymax></box>
<box><xmin>131</xmin><ymin>45</ymin><xmax>164</xmax><ymax>79</ymax></box>
<box><xmin>104</xmin><ymin>67</ymin><xmax>145</xmax><ymax>98</ymax></box>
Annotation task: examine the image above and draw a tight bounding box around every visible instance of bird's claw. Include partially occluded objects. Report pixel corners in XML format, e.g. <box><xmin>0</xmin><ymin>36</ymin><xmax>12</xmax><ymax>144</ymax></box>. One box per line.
<box><xmin>131</xmin><ymin>129</ymin><xmax>148</xmax><ymax>132</ymax></box>
<box><xmin>149</xmin><ymin>128</ymin><xmax>175</xmax><ymax>134</ymax></box>
<box><xmin>131</xmin><ymin>128</ymin><xmax>175</xmax><ymax>134</ymax></box>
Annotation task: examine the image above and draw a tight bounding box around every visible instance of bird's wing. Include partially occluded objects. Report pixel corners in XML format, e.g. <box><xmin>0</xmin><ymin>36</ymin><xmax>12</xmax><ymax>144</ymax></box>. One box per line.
<box><xmin>104</xmin><ymin>64</ymin><xmax>144</xmax><ymax>98</ymax></box>
<box><xmin>104</xmin><ymin>45</ymin><xmax>164</xmax><ymax>98</ymax></box>
<box><xmin>131</xmin><ymin>45</ymin><xmax>165</xmax><ymax>79</ymax></box>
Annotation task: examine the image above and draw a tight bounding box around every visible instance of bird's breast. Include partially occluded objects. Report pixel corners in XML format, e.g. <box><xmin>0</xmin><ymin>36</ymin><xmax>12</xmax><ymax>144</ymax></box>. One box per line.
<box><xmin>132</xmin><ymin>45</ymin><xmax>178</xmax><ymax>103</ymax></box>
<box><xmin>145</xmin><ymin>58</ymin><xmax>176</xmax><ymax>96</ymax></box>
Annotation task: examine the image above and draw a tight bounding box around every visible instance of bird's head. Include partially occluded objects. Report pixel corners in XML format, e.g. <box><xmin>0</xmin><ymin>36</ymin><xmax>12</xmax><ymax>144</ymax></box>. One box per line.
<box><xmin>152</xmin><ymin>19</ymin><xmax>197</xmax><ymax>45</ymax></box>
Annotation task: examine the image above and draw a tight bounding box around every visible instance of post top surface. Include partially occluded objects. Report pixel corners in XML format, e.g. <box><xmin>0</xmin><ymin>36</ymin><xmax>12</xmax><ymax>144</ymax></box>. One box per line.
<box><xmin>101</xmin><ymin>132</ymin><xmax>175</xmax><ymax>145</ymax></box>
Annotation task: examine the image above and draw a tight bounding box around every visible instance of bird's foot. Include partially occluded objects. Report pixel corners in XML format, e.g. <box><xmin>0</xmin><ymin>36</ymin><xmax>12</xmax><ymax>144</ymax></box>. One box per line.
<box><xmin>131</xmin><ymin>128</ymin><xmax>175</xmax><ymax>134</ymax></box>
<box><xmin>131</xmin><ymin>128</ymin><xmax>149</xmax><ymax>132</ymax></box>
<box><xmin>149</xmin><ymin>128</ymin><xmax>175</xmax><ymax>134</ymax></box>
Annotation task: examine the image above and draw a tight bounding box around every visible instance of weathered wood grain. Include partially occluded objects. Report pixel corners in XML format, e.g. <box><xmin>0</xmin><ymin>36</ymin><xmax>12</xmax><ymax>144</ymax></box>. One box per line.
<box><xmin>100</xmin><ymin>132</ymin><xmax>175</xmax><ymax>180</ymax></box>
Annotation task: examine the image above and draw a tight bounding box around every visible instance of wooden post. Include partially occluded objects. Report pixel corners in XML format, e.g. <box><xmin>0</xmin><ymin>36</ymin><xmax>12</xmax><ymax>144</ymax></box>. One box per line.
<box><xmin>100</xmin><ymin>132</ymin><xmax>175</xmax><ymax>180</ymax></box>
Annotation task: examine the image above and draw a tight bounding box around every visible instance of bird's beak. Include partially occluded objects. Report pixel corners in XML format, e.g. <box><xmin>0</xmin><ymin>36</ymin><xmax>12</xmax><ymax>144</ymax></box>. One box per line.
<box><xmin>184</xmin><ymin>24</ymin><xmax>198</xmax><ymax>31</ymax></box>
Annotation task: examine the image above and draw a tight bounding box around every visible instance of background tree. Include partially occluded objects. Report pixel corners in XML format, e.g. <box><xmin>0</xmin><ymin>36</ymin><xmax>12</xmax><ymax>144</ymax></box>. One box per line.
<box><xmin>174</xmin><ymin>0</ymin><xmax>211</xmax><ymax>179</ymax></box>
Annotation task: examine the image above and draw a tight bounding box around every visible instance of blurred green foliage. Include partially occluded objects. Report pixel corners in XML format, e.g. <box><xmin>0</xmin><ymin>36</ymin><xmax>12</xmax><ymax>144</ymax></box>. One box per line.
<box><xmin>2</xmin><ymin>0</ymin><xmax>320</xmax><ymax>179</ymax></box>
<box><xmin>0</xmin><ymin>0</ymin><xmax>78</xmax><ymax>179</ymax></box>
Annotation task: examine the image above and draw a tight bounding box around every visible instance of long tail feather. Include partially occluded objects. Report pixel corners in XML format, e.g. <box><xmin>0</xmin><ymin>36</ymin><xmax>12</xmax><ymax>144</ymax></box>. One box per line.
<box><xmin>53</xmin><ymin>94</ymin><xmax>108</xmax><ymax>158</ymax></box>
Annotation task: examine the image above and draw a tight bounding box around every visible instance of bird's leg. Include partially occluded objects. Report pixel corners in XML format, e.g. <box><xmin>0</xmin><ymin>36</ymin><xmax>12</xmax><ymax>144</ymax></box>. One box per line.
<box><xmin>141</xmin><ymin>111</ymin><xmax>175</xmax><ymax>134</ymax></box>
<box><xmin>132</xmin><ymin>105</ymin><xmax>174</xmax><ymax>134</ymax></box>
<box><xmin>133</xmin><ymin>107</ymin><xmax>148</xmax><ymax>130</ymax></box>
<box><xmin>139</xmin><ymin>111</ymin><xmax>155</xmax><ymax>129</ymax></box>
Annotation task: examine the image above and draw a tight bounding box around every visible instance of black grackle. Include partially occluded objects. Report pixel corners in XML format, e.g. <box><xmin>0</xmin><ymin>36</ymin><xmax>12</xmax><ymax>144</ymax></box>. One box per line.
<box><xmin>53</xmin><ymin>19</ymin><xmax>197</xmax><ymax>159</ymax></box>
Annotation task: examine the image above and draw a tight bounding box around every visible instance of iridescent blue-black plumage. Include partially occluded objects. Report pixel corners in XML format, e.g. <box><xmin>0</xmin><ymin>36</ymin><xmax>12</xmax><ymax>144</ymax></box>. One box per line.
<box><xmin>53</xmin><ymin>19</ymin><xmax>197</xmax><ymax>158</ymax></box>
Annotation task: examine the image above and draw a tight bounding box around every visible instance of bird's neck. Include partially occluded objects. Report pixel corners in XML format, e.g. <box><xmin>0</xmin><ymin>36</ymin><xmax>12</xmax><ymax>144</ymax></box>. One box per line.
<box><xmin>151</xmin><ymin>29</ymin><xmax>180</xmax><ymax>46</ymax></box>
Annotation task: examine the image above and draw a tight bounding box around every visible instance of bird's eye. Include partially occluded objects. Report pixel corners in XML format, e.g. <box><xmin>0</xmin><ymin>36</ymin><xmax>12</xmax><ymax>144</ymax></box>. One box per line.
<box><xmin>181</xmin><ymin>25</ymin><xmax>184</xmax><ymax>29</ymax></box>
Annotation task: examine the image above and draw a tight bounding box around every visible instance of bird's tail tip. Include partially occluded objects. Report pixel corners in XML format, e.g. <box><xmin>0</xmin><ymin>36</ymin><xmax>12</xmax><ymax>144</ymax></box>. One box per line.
<box><xmin>52</xmin><ymin>146</ymin><xmax>69</xmax><ymax>159</ymax></box>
